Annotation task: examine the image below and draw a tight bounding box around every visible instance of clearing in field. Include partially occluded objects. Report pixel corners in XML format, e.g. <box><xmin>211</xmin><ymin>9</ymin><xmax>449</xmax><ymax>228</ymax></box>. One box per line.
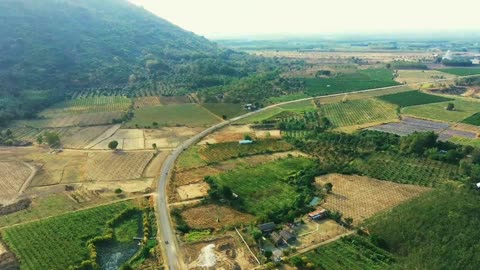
<box><xmin>394</xmin><ymin>70</ymin><xmax>457</xmax><ymax>84</ymax></box>
<box><xmin>180</xmin><ymin>204</ymin><xmax>255</xmax><ymax>230</ymax></box>
<box><xmin>319</xmin><ymin>98</ymin><xmax>398</xmax><ymax>127</ymax></box>
<box><xmin>91</xmin><ymin>129</ymin><xmax>144</xmax><ymax>150</ymax></box>
<box><xmin>378</xmin><ymin>90</ymin><xmax>453</xmax><ymax>107</ymax></box>
<box><xmin>402</xmin><ymin>99</ymin><xmax>480</xmax><ymax>123</ymax></box>
<box><xmin>202</xmin><ymin>103</ymin><xmax>247</xmax><ymax>119</ymax></box>
<box><xmin>199</xmin><ymin>139</ymin><xmax>293</xmax><ymax>163</ymax></box>
<box><xmin>316</xmin><ymin>174</ymin><xmax>429</xmax><ymax>224</ymax></box>
<box><xmin>301</xmin><ymin>236</ymin><xmax>395</xmax><ymax>270</ymax></box>
<box><xmin>176</xmin><ymin>182</ymin><xmax>210</xmax><ymax>200</ymax></box>
<box><xmin>0</xmin><ymin>161</ymin><xmax>35</xmax><ymax>204</ymax></box>
<box><xmin>1</xmin><ymin>201</ymin><xmax>137</xmax><ymax>270</ymax></box>
<box><xmin>125</xmin><ymin>104</ymin><xmax>220</xmax><ymax>128</ymax></box>
<box><xmin>85</xmin><ymin>151</ymin><xmax>154</xmax><ymax>181</ymax></box>
<box><xmin>211</xmin><ymin>157</ymin><xmax>315</xmax><ymax>217</ymax></box>
<box><xmin>437</xmin><ymin>68</ymin><xmax>480</xmax><ymax>76</ymax></box>
<box><xmin>304</xmin><ymin>69</ymin><xmax>399</xmax><ymax>97</ymax></box>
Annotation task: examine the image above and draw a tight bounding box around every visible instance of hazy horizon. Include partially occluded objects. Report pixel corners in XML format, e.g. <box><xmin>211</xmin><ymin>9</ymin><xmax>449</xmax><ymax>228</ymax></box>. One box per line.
<box><xmin>129</xmin><ymin>0</ymin><xmax>480</xmax><ymax>39</ymax></box>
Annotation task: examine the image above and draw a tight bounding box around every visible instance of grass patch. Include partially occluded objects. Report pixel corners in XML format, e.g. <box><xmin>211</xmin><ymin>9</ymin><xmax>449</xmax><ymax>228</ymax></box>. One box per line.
<box><xmin>297</xmin><ymin>236</ymin><xmax>394</xmax><ymax>269</ymax></box>
<box><xmin>114</xmin><ymin>210</ymin><xmax>143</xmax><ymax>243</ymax></box>
<box><xmin>235</xmin><ymin>107</ymin><xmax>284</xmax><ymax>124</ymax></box>
<box><xmin>402</xmin><ymin>99</ymin><xmax>480</xmax><ymax>122</ymax></box>
<box><xmin>125</xmin><ymin>104</ymin><xmax>220</xmax><ymax>128</ymax></box>
<box><xmin>304</xmin><ymin>69</ymin><xmax>399</xmax><ymax>97</ymax></box>
<box><xmin>202</xmin><ymin>103</ymin><xmax>247</xmax><ymax>119</ymax></box>
<box><xmin>437</xmin><ymin>68</ymin><xmax>480</xmax><ymax>76</ymax></box>
<box><xmin>319</xmin><ymin>98</ymin><xmax>398</xmax><ymax>127</ymax></box>
<box><xmin>200</xmin><ymin>139</ymin><xmax>293</xmax><ymax>163</ymax></box>
<box><xmin>1</xmin><ymin>201</ymin><xmax>134</xmax><ymax>270</ymax></box>
<box><xmin>278</xmin><ymin>99</ymin><xmax>316</xmax><ymax>112</ymax></box>
<box><xmin>211</xmin><ymin>157</ymin><xmax>316</xmax><ymax>218</ymax></box>
<box><xmin>378</xmin><ymin>90</ymin><xmax>453</xmax><ymax>107</ymax></box>
<box><xmin>176</xmin><ymin>145</ymin><xmax>207</xmax><ymax>171</ymax></box>
<box><xmin>184</xmin><ymin>230</ymin><xmax>212</xmax><ymax>243</ymax></box>
<box><xmin>448</xmin><ymin>136</ymin><xmax>480</xmax><ymax>148</ymax></box>
<box><xmin>461</xmin><ymin>112</ymin><xmax>480</xmax><ymax>126</ymax></box>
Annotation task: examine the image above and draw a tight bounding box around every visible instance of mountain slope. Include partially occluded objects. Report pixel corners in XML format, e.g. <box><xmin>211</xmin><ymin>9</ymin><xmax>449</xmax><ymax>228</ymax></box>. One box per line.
<box><xmin>0</xmin><ymin>0</ymin><xmax>269</xmax><ymax>124</ymax></box>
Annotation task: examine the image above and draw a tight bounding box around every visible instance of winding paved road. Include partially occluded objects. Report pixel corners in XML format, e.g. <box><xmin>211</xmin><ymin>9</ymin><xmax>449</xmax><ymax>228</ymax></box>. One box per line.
<box><xmin>155</xmin><ymin>75</ymin><xmax>479</xmax><ymax>269</ymax></box>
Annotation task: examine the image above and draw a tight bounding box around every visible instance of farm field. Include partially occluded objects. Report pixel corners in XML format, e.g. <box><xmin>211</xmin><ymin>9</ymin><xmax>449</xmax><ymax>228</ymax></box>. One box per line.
<box><xmin>91</xmin><ymin>129</ymin><xmax>144</xmax><ymax>150</ymax></box>
<box><xmin>133</xmin><ymin>96</ymin><xmax>162</xmax><ymax>107</ymax></box>
<box><xmin>437</xmin><ymin>68</ymin><xmax>480</xmax><ymax>76</ymax></box>
<box><xmin>202</xmin><ymin>103</ymin><xmax>247</xmax><ymax>119</ymax></box>
<box><xmin>125</xmin><ymin>104</ymin><xmax>220</xmax><ymax>128</ymax></box>
<box><xmin>211</xmin><ymin>157</ymin><xmax>315</xmax><ymax>217</ymax></box>
<box><xmin>85</xmin><ymin>151</ymin><xmax>154</xmax><ymax>181</ymax></box>
<box><xmin>278</xmin><ymin>99</ymin><xmax>316</xmax><ymax>112</ymax></box>
<box><xmin>39</xmin><ymin>96</ymin><xmax>131</xmax><ymax>118</ymax></box>
<box><xmin>175</xmin><ymin>146</ymin><xmax>208</xmax><ymax>171</ymax></box>
<box><xmin>300</xmin><ymin>236</ymin><xmax>394</xmax><ymax>270</ymax></box>
<box><xmin>368</xmin><ymin>117</ymin><xmax>451</xmax><ymax>136</ymax></box>
<box><xmin>13</xmin><ymin>111</ymin><xmax>125</xmax><ymax>128</ymax></box>
<box><xmin>394</xmin><ymin>70</ymin><xmax>457</xmax><ymax>84</ymax></box>
<box><xmin>402</xmin><ymin>99</ymin><xmax>480</xmax><ymax>123</ymax></box>
<box><xmin>304</xmin><ymin>69</ymin><xmax>399</xmax><ymax>97</ymax></box>
<box><xmin>319</xmin><ymin>98</ymin><xmax>398</xmax><ymax>127</ymax></box>
<box><xmin>462</xmin><ymin>112</ymin><xmax>480</xmax><ymax>126</ymax></box>
<box><xmin>0</xmin><ymin>161</ymin><xmax>34</xmax><ymax>204</ymax></box>
<box><xmin>353</xmin><ymin>152</ymin><xmax>459</xmax><ymax>187</ymax></box>
<box><xmin>316</xmin><ymin>174</ymin><xmax>429</xmax><ymax>225</ymax></box>
<box><xmin>267</xmin><ymin>93</ymin><xmax>310</xmax><ymax>104</ymax></box>
<box><xmin>198</xmin><ymin>125</ymin><xmax>254</xmax><ymax>144</ymax></box>
<box><xmin>199</xmin><ymin>139</ymin><xmax>293</xmax><ymax>163</ymax></box>
<box><xmin>1</xmin><ymin>201</ymin><xmax>134</xmax><ymax>270</ymax></box>
<box><xmin>180</xmin><ymin>204</ymin><xmax>254</xmax><ymax>230</ymax></box>
<box><xmin>378</xmin><ymin>90</ymin><xmax>453</xmax><ymax>107</ymax></box>
<box><xmin>449</xmin><ymin>137</ymin><xmax>480</xmax><ymax>147</ymax></box>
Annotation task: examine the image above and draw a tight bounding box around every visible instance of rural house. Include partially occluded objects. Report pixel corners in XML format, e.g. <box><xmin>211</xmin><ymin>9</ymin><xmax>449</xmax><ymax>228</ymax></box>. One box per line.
<box><xmin>270</xmin><ymin>231</ymin><xmax>283</xmax><ymax>246</ymax></box>
<box><xmin>258</xmin><ymin>222</ymin><xmax>276</xmax><ymax>233</ymax></box>
<box><xmin>308</xmin><ymin>208</ymin><xmax>327</xmax><ymax>220</ymax></box>
<box><xmin>279</xmin><ymin>230</ymin><xmax>295</xmax><ymax>244</ymax></box>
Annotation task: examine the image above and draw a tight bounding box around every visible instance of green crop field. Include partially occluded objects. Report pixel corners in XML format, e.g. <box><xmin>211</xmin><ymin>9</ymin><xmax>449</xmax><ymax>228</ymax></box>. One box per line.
<box><xmin>448</xmin><ymin>137</ymin><xmax>480</xmax><ymax>148</ymax></box>
<box><xmin>278</xmin><ymin>99</ymin><xmax>316</xmax><ymax>112</ymax></box>
<box><xmin>461</xmin><ymin>112</ymin><xmax>480</xmax><ymax>126</ymax></box>
<box><xmin>212</xmin><ymin>157</ymin><xmax>315</xmax><ymax>217</ymax></box>
<box><xmin>202</xmin><ymin>103</ymin><xmax>247</xmax><ymax>119</ymax></box>
<box><xmin>304</xmin><ymin>69</ymin><xmax>400</xmax><ymax>97</ymax></box>
<box><xmin>39</xmin><ymin>96</ymin><xmax>131</xmax><ymax>118</ymax></box>
<box><xmin>378</xmin><ymin>90</ymin><xmax>453</xmax><ymax>107</ymax></box>
<box><xmin>437</xmin><ymin>68</ymin><xmax>480</xmax><ymax>76</ymax></box>
<box><xmin>125</xmin><ymin>104</ymin><xmax>220</xmax><ymax>128</ymax></box>
<box><xmin>200</xmin><ymin>139</ymin><xmax>293</xmax><ymax>163</ymax></box>
<box><xmin>319</xmin><ymin>98</ymin><xmax>398</xmax><ymax>127</ymax></box>
<box><xmin>176</xmin><ymin>145</ymin><xmax>208</xmax><ymax>171</ymax></box>
<box><xmin>299</xmin><ymin>236</ymin><xmax>394</xmax><ymax>270</ymax></box>
<box><xmin>1</xmin><ymin>201</ymin><xmax>134</xmax><ymax>270</ymax></box>
<box><xmin>353</xmin><ymin>153</ymin><xmax>459</xmax><ymax>187</ymax></box>
<box><xmin>235</xmin><ymin>107</ymin><xmax>284</xmax><ymax>124</ymax></box>
<box><xmin>402</xmin><ymin>99</ymin><xmax>480</xmax><ymax>123</ymax></box>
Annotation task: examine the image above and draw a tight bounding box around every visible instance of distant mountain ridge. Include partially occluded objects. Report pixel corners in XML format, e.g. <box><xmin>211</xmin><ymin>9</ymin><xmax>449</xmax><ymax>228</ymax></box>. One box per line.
<box><xmin>0</xmin><ymin>0</ymin><xmax>269</xmax><ymax>125</ymax></box>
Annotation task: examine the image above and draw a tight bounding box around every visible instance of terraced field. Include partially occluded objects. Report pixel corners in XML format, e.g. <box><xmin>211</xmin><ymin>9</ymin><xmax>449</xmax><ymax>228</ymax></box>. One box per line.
<box><xmin>319</xmin><ymin>98</ymin><xmax>398</xmax><ymax>127</ymax></box>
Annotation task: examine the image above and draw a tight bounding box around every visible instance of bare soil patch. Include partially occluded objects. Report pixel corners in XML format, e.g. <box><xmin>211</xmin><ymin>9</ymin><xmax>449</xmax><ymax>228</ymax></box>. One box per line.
<box><xmin>144</xmin><ymin>127</ymin><xmax>203</xmax><ymax>148</ymax></box>
<box><xmin>85</xmin><ymin>151</ymin><xmax>154</xmax><ymax>181</ymax></box>
<box><xmin>177</xmin><ymin>182</ymin><xmax>210</xmax><ymax>201</ymax></box>
<box><xmin>255</xmin><ymin>129</ymin><xmax>282</xmax><ymax>139</ymax></box>
<box><xmin>0</xmin><ymin>161</ymin><xmax>34</xmax><ymax>204</ymax></box>
<box><xmin>184</xmin><ymin>235</ymin><xmax>257</xmax><ymax>270</ymax></box>
<box><xmin>198</xmin><ymin>125</ymin><xmax>253</xmax><ymax>145</ymax></box>
<box><xmin>181</xmin><ymin>204</ymin><xmax>255</xmax><ymax>230</ymax></box>
<box><xmin>316</xmin><ymin>174</ymin><xmax>430</xmax><ymax>225</ymax></box>
<box><xmin>91</xmin><ymin>129</ymin><xmax>145</xmax><ymax>150</ymax></box>
<box><xmin>174</xmin><ymin>167</ymin><xmax>221</xmax><ymax>186</ymax></box>
<box><xmin>144</xmin><ymin>151</ymin><xmax>170</xmax><ymax>178</ymax></box>
<box><xmin>295</xmin><ymin>219</ymin><xmax>349</xmax><ymax>249</ymax></box>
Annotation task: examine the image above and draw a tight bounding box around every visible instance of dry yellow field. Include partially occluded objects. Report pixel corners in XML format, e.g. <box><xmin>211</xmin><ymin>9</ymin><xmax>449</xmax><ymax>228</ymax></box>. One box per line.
<box><xmin>0</xmin><ymin>161</ymin><xmax>34</xmax><ymax>204</ymax></box>
<box><xmin>85</xmin><ymin>151</ymin><xmax>154</xmax><ymax>181</ymax></box>
<box><xmin>316</xmin><ymin>174</ymin><xmax>430</xmax><ymax>225</ymax></box>
<box><xmin>395</xmin><ymin>70</ymin><xmax>457</xmax><ymax>84</ymax></box>
<box><xmin>91</xmin><ymin>129</ymin><xmax>144</xmax><ymax>150</ymax></box>
<box><xmin>133</xmin><ymin>96</ymin><xmax>162</xmax><ymax>107</ymax></box>
<box><xmin>176</xmin><ymin>182</ymin><xmax>209</xmax><ymax>200</ymax></box>
<box><xmin>181</xmin><ymin>204</ymin><xmax>255</xmax><ymax>230</ymax></box>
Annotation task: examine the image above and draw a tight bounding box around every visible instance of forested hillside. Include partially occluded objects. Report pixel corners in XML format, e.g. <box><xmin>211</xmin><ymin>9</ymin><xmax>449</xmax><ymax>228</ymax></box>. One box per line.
<box><xmin>0</xmin><ymin>0</ymin><xmax>272</xmax><ymax>125</ymax></box>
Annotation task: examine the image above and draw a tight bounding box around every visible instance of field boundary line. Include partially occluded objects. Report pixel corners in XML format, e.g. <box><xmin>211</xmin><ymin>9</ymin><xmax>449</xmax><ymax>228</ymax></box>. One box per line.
<box><xmin>234</xmin><ymin>227</ymin><xmax>261</xmax><ymax>265</ymax></box>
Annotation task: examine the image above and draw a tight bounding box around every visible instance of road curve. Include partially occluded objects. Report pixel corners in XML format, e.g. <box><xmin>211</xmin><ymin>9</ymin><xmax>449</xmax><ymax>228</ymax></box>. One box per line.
<box><xmin>155</xmin><ymin>75</ymin><xmax>479</xmax><ymax>269</ymax></box>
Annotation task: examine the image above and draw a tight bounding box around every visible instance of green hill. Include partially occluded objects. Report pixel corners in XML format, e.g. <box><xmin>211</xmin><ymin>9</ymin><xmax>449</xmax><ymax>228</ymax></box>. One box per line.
<box><xmin>0</xmin><ymin>0</ymin><xmax>270</xmax><ymax>125</ymax></box>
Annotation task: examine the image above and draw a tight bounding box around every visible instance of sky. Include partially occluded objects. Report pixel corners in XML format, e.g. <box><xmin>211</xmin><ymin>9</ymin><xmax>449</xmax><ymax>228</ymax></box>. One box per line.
<box><xmin>129</xmin><ymin>0</ymin><xmax>480</xmax><ymax>38</ymax></box>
